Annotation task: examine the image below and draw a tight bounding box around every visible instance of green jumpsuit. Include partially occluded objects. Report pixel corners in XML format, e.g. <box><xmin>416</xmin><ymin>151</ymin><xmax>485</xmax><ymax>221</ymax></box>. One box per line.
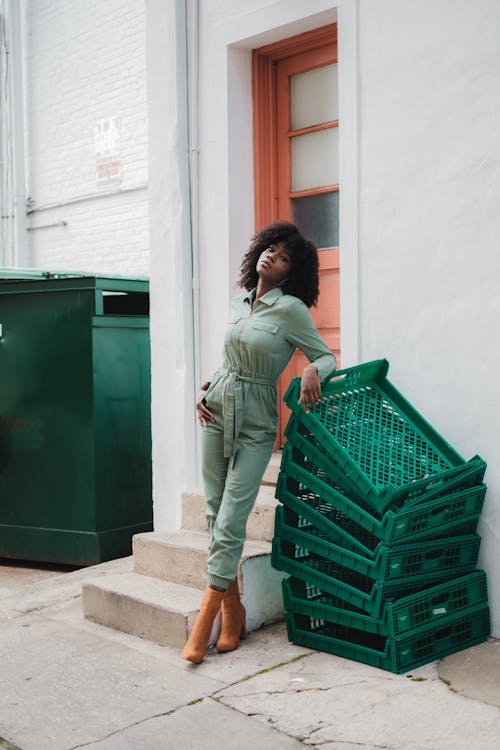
<box><xmin>202</xmin><ymin>287</ymin><xmax>336</xmax><ymax>589</ymax></box>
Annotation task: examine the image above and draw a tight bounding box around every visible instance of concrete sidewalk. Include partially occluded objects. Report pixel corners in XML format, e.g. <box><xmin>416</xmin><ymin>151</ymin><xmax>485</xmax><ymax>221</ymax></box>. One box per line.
<box><xmin>0</xmin><ymin>558</ymin><xmax>499</xmax><ymax>750</ymax></box>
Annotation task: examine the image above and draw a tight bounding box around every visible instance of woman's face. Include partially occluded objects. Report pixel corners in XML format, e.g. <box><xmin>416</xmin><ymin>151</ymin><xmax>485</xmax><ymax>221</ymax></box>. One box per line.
<box><xmin>256</xmin><ymin>242</ymin><xmax>292</xmax><ymax>287</ymax></box>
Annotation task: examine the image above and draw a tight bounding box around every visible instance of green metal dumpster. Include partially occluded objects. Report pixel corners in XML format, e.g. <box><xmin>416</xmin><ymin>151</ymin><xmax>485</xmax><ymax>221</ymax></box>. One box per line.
<box><xmin>0</xmin><ymin>271</ymin><xmax>152</xmax><ymax>565</ymax></box>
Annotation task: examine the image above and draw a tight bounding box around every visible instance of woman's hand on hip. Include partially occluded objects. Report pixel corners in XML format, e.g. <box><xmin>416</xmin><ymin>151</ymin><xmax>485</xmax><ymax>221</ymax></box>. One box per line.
<box><xmin>299</xmin><ymin>364</ymin><xmax>321</xmax><ymax>413</ymax></box>
<box><xmin>196</xmin><ymin>386</ymin><xmax>215</xmax><ymax>427</ymax></box>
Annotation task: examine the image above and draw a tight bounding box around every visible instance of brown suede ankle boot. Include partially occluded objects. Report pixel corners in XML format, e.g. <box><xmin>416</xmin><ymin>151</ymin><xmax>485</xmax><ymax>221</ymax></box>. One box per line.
<box><xmin>181</xmin><ymin>586</ymin><xmax>225</xmax><ymax>664</ymax></box>
<box><xmin>216</xmin><ymin>579</ymin><xmax>247</xmax><ymax>653</ymax></box>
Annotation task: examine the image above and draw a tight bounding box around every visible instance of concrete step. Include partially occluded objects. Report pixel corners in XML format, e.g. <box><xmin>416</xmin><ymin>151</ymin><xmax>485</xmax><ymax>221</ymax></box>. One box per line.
<box><xmin>133</xmin><ymin>529</ymin><xmax>267</xmax><ymax>588</ymax></box>
<box><xmin>182</xmin><ymin>484</ymin><xmax>279</xmax><ymax>541</ymax></box>
<box><xmin>83</xmin><ymin>574</ymin><xmax>204</xmax><ymax>649</ymax></box>
<box><xmin>82</xmin><ymin>452</ymin><xmax>285</xmax><ymax>649</ymax></box>
<box><xmin>131</xmin><ymin>529</ymin><xmax>286</xmax><ymax>632</ymax></box>
<box><xmin>83</xmin><ymin>546</ymin><xmax>286</xmax><ymax>645</ymax></box>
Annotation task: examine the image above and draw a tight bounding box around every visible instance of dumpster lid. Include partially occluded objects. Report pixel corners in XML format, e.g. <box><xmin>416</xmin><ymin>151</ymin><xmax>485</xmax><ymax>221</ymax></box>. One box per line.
<box><xmin>0</xmin><ymin>267</ymin><xmax>148</xmax><ymax>283</ymax></box>
<box><xmin>0</xmin><ymin>268</ymin><xmax>83</xmax><ymax>281</ymax></box>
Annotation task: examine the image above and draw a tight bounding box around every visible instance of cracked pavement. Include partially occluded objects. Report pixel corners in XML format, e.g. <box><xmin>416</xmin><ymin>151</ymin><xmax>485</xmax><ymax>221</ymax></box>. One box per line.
<box><xmin>213</xmin><ymin>651</ymin><xmax>500</xmax><ymax>750</ymax></box>
<box><xmin>0</xmin><ymin>560</ymin><xmax>499</xmax><ymax>750</ymax></box>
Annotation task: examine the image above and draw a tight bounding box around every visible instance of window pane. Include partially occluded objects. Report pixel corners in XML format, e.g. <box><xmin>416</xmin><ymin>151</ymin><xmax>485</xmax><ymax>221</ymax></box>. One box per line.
<box><xmin>292</xmin><ymin>191</ymin><xmax>339</xmax><ymax>249</ymax></box>
<box><xmin>291</xmin><ymin>64</ymin><xmax>338</xmax><ymax>130</ymax></box>
<box><xmin>291</xmin><ymin>128</ymin><xmax>338</xmax><ymax>191</ymax></box>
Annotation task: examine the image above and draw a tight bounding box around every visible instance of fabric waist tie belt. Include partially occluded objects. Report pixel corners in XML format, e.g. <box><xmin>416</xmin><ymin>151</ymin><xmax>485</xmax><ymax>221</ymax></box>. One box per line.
<box><xmin>221</xmin><ymin>369</ymin><xmax>275</xmax><ymax>459</ymax></box>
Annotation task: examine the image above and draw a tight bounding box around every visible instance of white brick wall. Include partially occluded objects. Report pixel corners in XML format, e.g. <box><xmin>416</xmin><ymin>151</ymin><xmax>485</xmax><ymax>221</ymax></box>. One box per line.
<box><xmin>24</xmin><ymin>0</ymin><xmax>149</xmax><ymax>275</ymax></box>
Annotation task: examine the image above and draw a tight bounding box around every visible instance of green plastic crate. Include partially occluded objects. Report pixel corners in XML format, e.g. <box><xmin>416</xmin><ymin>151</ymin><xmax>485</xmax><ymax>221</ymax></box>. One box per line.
<box><xmin>284</xmin><ymin>360</ymin><xmax>486</xmax><ymax>514</ymax></box>
<box><xmin>276</xmin><ymin>482</ymin><xmax>380</xmax><ymax>558</ymax></box>
<box><xmin>271</xmin><ymin>537</ymin><xmax>475</xmax><ymax>616</ymax></box>
<box><xmin>280</xmin><ymin>444</ymin><xmax>486</xmax><ymax>550</ymax></box>
<box><xmin>275</xmin><ymin>506</ymin><xmax>481</xmax><ymax>584</ymax></box>
<box><xmin>285</xmin><ymin>416</ymin><xmax>486</xmax><ymax>517</ymax></box>
<box><xmin>277</xmin><ymin>460</ymin><xmax>482</xmax><ymax>558</ymax></box>
<box><xmin>277</xmin><ymin>472</ymin><xmax>478</xmax><ymax>562</ymax></box>
<box><xmin>285</xmin><ymin>606</ymin><xmax>490</xmax><ymax>673</ymax></box>
<box><xmin>282</xmin><ymin>571</ymin><xmax>489</xmax><ymax>637</ymax></box>
<box><xmin>276</xmin><ymin>478</ymin><xmax>381</xmax><ymax>557</ymax></box>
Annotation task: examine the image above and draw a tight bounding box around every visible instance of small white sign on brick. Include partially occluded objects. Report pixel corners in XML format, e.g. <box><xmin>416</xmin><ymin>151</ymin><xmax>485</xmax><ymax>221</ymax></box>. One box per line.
<box><xmin>95</xmin><ymin>116</ymin><xmax>122</xmax><ymax>186</ymax></box>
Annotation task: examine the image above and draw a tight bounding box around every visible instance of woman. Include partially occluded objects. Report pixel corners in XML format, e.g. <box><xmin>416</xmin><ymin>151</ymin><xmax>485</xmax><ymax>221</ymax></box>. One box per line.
<box><xmin>181</xmin><ymin>221</ymin><xmax>336</xmax><ymax>664</ymax></box>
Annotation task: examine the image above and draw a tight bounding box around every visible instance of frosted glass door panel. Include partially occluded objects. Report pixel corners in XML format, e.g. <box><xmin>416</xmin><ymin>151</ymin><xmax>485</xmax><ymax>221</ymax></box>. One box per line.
<box><xmin>292</xmin><ymin>191</ymin><xmax>339</xmax><ymax>248</ymax></box>
<box><xmin>291</xmin><ymin>64</ymin><xmax>338</xmax><ymax>130</ymax></box>
<box><xmin>291</xmin><ymin>128</ymin><xmax>338</xmax><ymax>191</ymax></box>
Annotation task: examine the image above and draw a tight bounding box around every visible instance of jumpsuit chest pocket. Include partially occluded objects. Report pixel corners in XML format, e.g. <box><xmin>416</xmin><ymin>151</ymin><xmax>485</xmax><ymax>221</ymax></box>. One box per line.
<box><xmin>251</xmin><ymin>321</ymin><xmax>279</xmax><ymax>334</ymax></box>
<box><xmin>224</xmin><ymin>316</ymin><xmax>243</xmax><ymax>348</ymax></box>
<box><xmin>248</xmin><ymin>321</ymin><xmax>280</xmax><ymax>357</ymax></box>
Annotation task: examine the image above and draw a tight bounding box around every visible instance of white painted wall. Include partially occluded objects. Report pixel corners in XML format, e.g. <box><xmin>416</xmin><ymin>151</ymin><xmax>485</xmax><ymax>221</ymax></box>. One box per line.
<box><xmin>24</xmin><ymin>0</ymin><xmax>149</xmax><ymax>275</ymax></box>
<box><xmin>146</xmin><ymin>0</ymin><xmax>197</xmax><ymax>530</ymax></box>
<box><xmin>353</xmin><ymin>0</ymin><xmax>500</xmax><ymax>634</ymax></box>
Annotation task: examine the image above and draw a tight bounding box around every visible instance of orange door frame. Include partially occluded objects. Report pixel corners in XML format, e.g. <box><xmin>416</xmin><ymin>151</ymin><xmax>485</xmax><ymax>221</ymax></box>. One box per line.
<box><xmin>252</xmin><ymin>24</ymin><xmax>339</xmax><ymax>447</ymax></box>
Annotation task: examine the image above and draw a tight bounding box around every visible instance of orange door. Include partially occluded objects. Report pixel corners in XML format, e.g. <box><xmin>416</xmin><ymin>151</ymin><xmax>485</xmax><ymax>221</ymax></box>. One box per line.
<box><xmin>253</xmin><ymin>25</ymin><xmax>340</xmax><ymax>446</ymax></box>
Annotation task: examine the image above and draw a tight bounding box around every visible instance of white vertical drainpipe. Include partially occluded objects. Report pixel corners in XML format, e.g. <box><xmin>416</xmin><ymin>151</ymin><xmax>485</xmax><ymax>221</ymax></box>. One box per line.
<box><xmin>8</xmin><ymin>0</ymin><xmax>28</xmax><ymax>266</ymax></box>
<box><xmin>186</xmin><ymin>0</ymin><xmax>201</xmax><ymax>483</ymax></box>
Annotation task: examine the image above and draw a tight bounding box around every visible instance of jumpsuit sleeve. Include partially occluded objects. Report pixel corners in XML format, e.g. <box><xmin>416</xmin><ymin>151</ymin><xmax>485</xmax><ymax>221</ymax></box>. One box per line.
<box><xmin>285</xmin><ymin>300</ymin><xmax>337</xmax><ymax>383</ymax></box>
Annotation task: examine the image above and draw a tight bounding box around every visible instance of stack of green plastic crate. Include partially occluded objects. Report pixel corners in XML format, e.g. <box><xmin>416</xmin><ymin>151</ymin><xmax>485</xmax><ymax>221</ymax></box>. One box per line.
<box><xmin>271</xmin><ymin>359</ymin><xmax>490</xmax><ymax>673</ymax></box>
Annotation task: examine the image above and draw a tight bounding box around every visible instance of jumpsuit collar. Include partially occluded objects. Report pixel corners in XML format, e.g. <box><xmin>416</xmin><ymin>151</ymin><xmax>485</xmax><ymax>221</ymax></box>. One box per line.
<box><xmin>243</xmin><ymin>287</ymin><xmax>284</xmax><ymax>307</ymax></box>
